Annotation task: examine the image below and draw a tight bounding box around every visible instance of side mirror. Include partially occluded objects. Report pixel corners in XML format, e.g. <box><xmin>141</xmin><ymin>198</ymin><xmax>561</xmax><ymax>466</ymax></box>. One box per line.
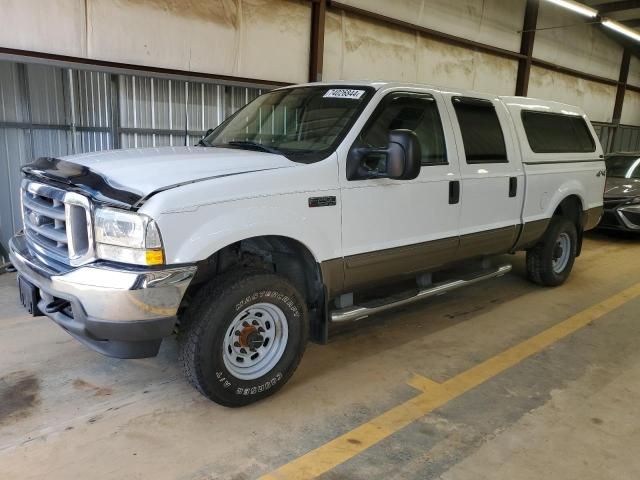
<box><xmin>347</xmin><ymin>129</ymin><xmax>421</xmax><ymax>181</ymax></box>
<box><xmin>385</xmin><ymin>130</ymin><xmax>421</xmax><ymax>180</ymax></box>
<box><xmin>204</xmin><ymin>128</ymin><xmax>214</xmax><ymax>137</ymax></box>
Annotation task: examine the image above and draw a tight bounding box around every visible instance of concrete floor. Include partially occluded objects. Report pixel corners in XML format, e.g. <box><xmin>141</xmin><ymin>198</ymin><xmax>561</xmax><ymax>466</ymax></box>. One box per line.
<box><xmin>0</xmin><ymin>231</ymin><xmax>639</xmax><ymax>480</ymax></box>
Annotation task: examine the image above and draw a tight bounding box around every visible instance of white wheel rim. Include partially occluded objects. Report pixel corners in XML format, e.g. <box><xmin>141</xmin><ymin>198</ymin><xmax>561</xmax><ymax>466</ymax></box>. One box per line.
<box><xmin>222</xmin><ymin>303</ymin><xmax>289</xmax><ymax>380</ymax></box>
<box><xmin>552</xmin><ymin>233</ymin><xmax>571</xmax><ymax>274</ymax></box>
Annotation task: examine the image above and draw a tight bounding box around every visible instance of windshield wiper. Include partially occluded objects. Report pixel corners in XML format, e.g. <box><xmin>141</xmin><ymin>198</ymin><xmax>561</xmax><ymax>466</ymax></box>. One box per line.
<box><xmin>197</xmin><ymin>138</ymin><xmax>212</xmax><ymax>147</ymax></box>
<box><xmin>226</xmin><ymin>141</ymin><xmax>282</xmax><ymax>155</ymax></box>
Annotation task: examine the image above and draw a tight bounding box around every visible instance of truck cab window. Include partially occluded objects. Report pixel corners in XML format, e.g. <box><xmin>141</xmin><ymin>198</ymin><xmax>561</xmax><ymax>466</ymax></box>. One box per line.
<box><xmin>357</xmin><ymin>93</ymin><xmax>448</xmax><ymax>166</ymax></box>
<box><xmin>452</xmin><ymin>97</ymin><xmax>508</xmax><ymax>164</ymax></box>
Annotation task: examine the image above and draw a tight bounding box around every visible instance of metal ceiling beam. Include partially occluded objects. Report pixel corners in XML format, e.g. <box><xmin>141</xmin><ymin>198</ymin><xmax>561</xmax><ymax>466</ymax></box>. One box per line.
<box><xmin>531</xmin><ymin>57</ymin><xmax>620</xmax><ymax>86</ymax></box>
<box><xmin>593</xmin><ymin>1</ymin><xmax>640</xmax><ymax>14</ymax></box>
<box><xmin>516</xmin><ymin>0</ymin><xmax>540</xmax><ymax>96</ymax></box>
<box><xmin>0</xmin><ymin>47</ymin><xmax>290</xmax><ymax>88</ymax></box>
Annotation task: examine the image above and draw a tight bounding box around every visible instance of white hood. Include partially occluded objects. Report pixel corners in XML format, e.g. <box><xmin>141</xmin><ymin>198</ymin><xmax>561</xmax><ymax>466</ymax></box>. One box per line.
<box><xmin>60</xmin><ymin>146</ymin><xmax>296</xmax><ymax>197</ymax></box>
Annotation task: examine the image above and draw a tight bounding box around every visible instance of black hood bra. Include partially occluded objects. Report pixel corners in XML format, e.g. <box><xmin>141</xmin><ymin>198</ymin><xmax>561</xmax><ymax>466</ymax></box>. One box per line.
<box><xmin>22</xmin><ymin>156</ymin><xmax>285</xmax><ymax>210</ymax></box>
<box><xmin>23</xmin><ymin>157</ymin><xmax>144</xmax><ymax>209</ymax></box>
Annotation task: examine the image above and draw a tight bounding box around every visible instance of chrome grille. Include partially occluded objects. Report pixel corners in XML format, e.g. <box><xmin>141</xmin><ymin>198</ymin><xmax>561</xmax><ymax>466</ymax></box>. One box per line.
<box><xmin>21</xmin><ymin>180</ymin><xmax>95</xmax><ymax>267</ymax></box>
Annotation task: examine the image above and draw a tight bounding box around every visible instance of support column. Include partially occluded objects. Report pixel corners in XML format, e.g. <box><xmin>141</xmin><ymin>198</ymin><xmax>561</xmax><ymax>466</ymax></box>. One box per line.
<box><xmin>610</xmin><ymin>48</ymin><xmax>631</xmax><ymax>154</ymax></box>
<box><xmin>309</xmin><ymin>0</ymin><xmax>327</xmax><ymax>82</ymax></box>
<box><xmin>613</xmin><ymin>48</ymin><xmax>631</xmax><ymax>124</ymax></box>
<box><xmin>516</xmin><ymin>0</ymin><xmax>539</xmax><ymax>97</ymax></box>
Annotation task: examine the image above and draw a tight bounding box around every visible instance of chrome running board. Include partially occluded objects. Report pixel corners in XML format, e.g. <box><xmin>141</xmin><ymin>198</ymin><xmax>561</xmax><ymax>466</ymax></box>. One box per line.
<box><xmin>330</xmin><ymin>264</ymin><xmax>512</xmax><ymax>323</ymax></box>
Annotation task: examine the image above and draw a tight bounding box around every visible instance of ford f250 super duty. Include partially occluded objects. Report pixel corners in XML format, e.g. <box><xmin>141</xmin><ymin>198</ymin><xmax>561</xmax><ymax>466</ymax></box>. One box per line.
<box><xmin>9</xmin><ymin>81</ymin><xmax>605</xmax><ymax>406</ymax></box>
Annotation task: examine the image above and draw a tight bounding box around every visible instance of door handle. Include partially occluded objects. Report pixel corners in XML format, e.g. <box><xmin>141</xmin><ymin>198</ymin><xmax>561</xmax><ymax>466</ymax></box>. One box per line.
<box><xmin>509</xmin><ymin>177</ymin><xmax>517</xmax><ymax>198</ymax></box>
<box><xmin>449</xmin><ymin>180</ymin><xmax>460</xmax><ymax>204</ymax></box>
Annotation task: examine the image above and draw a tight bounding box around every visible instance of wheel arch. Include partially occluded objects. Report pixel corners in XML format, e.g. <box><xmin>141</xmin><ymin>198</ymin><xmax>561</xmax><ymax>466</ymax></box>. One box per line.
<box><xmin>551</xmin><ymin>194</ymin><xmax>585</xmax><ymax>255</ymax></box>
<box><xmin>553</xmin><ymin>194</ymin><xmax>584</xmax><ymax>229</ymax></box>
<box><xmin>179</xmin><ymin>235</ymin><xmax>329</xmax><ymax>343</ymax></box>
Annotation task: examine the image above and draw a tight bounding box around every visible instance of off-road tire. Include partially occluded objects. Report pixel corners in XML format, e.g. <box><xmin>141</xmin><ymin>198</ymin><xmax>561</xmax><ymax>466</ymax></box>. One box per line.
<box><xmin>178</xmin><ymin>268</ymin><xmax>308</xmax><ymax>407</ymax></box>
<box><xmin>526</xmin><ymin>216</ymin><xmax>577</xmax><ymax>287</ymax></box>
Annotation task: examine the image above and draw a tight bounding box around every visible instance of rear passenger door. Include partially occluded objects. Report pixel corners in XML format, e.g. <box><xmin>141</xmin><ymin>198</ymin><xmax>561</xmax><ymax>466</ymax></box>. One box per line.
<box><xmin>443</xmin><ymin>94</ymin><xmax>524</xmax><ymax>256</ymax></box>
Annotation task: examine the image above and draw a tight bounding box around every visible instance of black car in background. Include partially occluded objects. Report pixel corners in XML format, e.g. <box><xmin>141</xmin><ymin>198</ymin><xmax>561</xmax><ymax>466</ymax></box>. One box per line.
<box><xmin>599</xmin><ymin>153</ymin><xmax>640</xmax><ymax>232</ymax></box>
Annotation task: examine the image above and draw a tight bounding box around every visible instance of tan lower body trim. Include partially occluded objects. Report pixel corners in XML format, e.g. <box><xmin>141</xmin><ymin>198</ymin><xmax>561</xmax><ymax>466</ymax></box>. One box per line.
<box><xmin>320</xmin><ymin>210</ymin><xmax>598</xmax><ymax>299</ymax></box>
<box><xmin>324</xmin><ymin>225</ymin><xmax>518</xmax><ymax>295</ymax></box>
<box><xmin>320</xmin><ymin>220</ymin><xmax>557</xmax><ymax>297</ymax></box>
<box><xmin>342</xmin><ymin>236</ymin><xmax>459</xmax><ymax>293</ymax></box>
<box><xmin>320</xmin><ymin>258</ymin><xmax>346</xmax><ymax>298</ymax></box>
<box><xmin>512</xmin><ymin>218</ymin><xmax>551</xmax><ymax>251</ymax></box>
<box><xmin>583</xmin><ymin>206</ymin><xmax>604</xmax><ymax>231</ymax></box>
<box><xmin>457</xmin><ymin>225</ymin><xmax>518</xmax><ymax>259</ymax></box>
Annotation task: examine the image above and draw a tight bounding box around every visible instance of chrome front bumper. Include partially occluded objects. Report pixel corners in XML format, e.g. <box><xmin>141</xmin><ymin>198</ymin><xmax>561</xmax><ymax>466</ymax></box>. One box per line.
<box><xmin>9</xmin><ymin>233</ymin><xmax>196</xmax><ymax>358</ymax></box>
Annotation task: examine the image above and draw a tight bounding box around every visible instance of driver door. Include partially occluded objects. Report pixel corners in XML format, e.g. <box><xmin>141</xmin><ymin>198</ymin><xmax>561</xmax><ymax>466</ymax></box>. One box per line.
<box><xmin>339</xmin><ymin>90</ymin><xmax>462</xmax><ymax>291</ymax></box>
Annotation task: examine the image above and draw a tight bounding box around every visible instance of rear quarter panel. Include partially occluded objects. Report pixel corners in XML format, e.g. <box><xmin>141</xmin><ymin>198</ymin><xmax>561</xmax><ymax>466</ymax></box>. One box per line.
<box><xmin>500</xmin><ymin>96</ymin><xmax>605</xmax><ymax>223</ymax></box>
<box><xmin>522</xmin><ymin>162</ymin><xmax>604</xmax><ymax>223</ymax></box>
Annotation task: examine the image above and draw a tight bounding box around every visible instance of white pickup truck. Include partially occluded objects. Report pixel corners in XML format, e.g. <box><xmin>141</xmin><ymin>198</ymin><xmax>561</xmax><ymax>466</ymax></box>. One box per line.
<box><xmin>10</xmin><ymin>81</ymin><xmax>605</xmax><ymax>406</ymax></box>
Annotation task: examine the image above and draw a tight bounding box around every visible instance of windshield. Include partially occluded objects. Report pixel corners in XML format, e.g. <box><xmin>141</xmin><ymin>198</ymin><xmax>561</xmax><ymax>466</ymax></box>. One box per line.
<box><xmin>605</xmin><ymin>155</ymin><xmax>640</xmax><ymax>179</ymax></box>
<box><xmin>202</xmin><ymin>86</ymin><xmax>374</xmax><ymax>163</ymax></box>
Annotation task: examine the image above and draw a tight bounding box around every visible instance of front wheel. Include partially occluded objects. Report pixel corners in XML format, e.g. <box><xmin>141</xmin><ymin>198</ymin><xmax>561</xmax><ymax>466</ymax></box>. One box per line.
<box><xmin>179</xmin><ymin>269</ymin><xmax>308</xmax><ymax>407</ymax></box>
<box><xmin>526</xmin><ymin>216</ymin><xmax>578</xmax><ymax>287</ymax></box>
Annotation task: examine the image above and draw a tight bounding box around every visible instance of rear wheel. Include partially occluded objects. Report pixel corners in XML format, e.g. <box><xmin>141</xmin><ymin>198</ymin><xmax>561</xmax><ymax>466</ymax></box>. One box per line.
<box><xmin>526</xmin><ymin>216</ymin><xmax>578</xmax><ymax>287</ymax></box>
<box><xmin>179</xmin><ymin>269</ymin><xmax>308</xmax><ymax>407</ymax></box>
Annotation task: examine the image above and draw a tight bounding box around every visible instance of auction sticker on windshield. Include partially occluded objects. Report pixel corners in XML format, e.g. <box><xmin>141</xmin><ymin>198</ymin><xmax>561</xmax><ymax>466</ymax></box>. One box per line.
<box><xmin>323</xmin><ymin>89</ymin><xmax>365</xmax><ymax>100</ymax></box>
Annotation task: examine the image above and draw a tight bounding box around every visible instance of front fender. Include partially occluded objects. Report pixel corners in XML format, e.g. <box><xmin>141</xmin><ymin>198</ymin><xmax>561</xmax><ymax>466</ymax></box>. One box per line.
<box><xmin>156</xmin><ymin>191</ymin><xmax>341</xmax><ymax>265</ymax></box>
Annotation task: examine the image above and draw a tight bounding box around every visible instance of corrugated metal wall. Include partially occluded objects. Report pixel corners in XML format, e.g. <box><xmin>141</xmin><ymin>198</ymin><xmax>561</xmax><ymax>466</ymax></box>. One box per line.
<box><xmin>0</xmin><ymin>60</ymin><xmax>264</xmax><ymax>253</ymax></box>
<box><xmin>116</xmin><ymin>76</ymin><xmax>262</xmax><ymax>148</ymax></box>
<box><xmin>592</xmin><ymin>123</ymin><xmax>640</xmax><ymax>154</ymax></box>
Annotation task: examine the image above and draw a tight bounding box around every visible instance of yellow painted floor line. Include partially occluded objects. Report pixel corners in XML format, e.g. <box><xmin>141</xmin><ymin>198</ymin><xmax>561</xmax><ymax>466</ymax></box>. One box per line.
<box><xmin>407</xmin><ymin>374</ymin><xmax>442</xmax><ymax>393</ymax></box>
<box><xmin>261</xmin><ymin>283</ymin><xmax>640</xmax><ymax>480</ymax></box>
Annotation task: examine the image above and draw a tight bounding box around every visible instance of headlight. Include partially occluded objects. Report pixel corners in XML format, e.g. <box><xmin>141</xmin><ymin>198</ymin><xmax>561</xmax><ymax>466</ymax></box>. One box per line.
<box><xmin>94</xmin><ymin>207</ymin><xmax>164</xmax><ymax>266</ymax></box>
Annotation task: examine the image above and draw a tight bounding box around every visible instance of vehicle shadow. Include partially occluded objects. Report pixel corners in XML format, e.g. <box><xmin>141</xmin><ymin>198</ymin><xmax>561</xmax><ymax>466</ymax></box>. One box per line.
<box><xmin>586</xmin><ymin>229</ymin><xmax>639</xmax><ymax>244</ymax></box>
